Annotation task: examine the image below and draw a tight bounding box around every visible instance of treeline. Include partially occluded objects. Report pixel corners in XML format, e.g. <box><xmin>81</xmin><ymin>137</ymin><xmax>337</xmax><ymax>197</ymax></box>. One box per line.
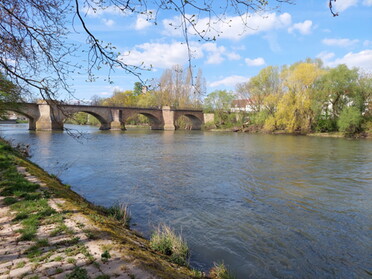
<box><xmin>206</xmin><ymin>59</ymin><xmax>371</xmax><ymax>136</ymax></box>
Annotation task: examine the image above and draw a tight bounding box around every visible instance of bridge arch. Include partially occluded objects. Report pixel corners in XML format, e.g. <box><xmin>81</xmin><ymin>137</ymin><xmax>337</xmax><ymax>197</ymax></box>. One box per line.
<box><xmin>62</xmin><ymin>110</ymin><xmax>110</xmax><ymax>130</ymax></box>
<box><xmin>122</xmin><ymin>109</ymin><xmax>164</xmax><ymax>130</ymax></box>
<box><xmin>57</xmin><ymin>106</ymin><xmax>113</xmax><ymax>130</ymax></box>
<box><xmin>1</xmin><ymin>103</ymin><xmax>40</xmax><ymax>130</ymax></box>
<box><xmin>174</xmin><ymin>111</ymin><xmax>203</xmax><ymax>130</ymax></box>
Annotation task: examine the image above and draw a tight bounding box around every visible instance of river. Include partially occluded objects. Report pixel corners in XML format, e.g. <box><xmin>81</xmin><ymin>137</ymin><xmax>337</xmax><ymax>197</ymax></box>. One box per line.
<box><xmin>1</xmin><ymin>124</ymin><xmax>371</xmax><ymax>279</ymax></box>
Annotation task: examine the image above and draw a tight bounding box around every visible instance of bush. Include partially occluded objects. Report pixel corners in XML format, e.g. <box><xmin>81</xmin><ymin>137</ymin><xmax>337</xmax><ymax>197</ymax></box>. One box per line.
<box><xmin>150</xmin><ymin>224</ymin><xmax>189</xmax><ymax>266</ymax></box>
<box><xmin>313</xmin><ymin>117</ymin><xmax>337</xmax><ymax>132</ymax></box>
<box><xmin>107</xmin><ymin>203</ymin><xmax>131</xmax><ymax>228</ymax></box>
<box><xmin>337</xmin><ymin>106</ymin><xmax>363</xmax><ymax>135</ymax></box>
<box><xmin>209</xmin><ymin>263</ymin><xmax>235</xmax><ymax>279</ymax></box>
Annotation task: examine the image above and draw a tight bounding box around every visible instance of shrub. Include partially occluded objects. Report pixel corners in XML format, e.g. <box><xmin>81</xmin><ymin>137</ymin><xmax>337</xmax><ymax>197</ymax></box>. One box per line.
<box><xmin>337</xmin><ymin>106</ymin><xmax>363</xmax><ymax>135</ymax></box>
<box><xmin>313</xmin><ymin>117</ymin><xmax>337</xmax><ymax>132</ymax></box>
<box><xmin>107</xmin><ymin>203</ymin><xmax>131</xmax><ymax>228</ymax></box>
<box><xmin>150</xmin><ymin>224</ymin><xmax>189</xmax><ymax>266</ymax></box>
<box><xmin>209</xmin><ymin>263</ymin><xmax>235</xmax><ymax>279</ymax></box>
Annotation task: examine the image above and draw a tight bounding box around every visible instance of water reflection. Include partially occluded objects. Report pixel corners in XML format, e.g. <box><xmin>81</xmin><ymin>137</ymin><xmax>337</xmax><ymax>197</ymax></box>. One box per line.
<box><xmin>1</xmin><ymin>124</ymin><xmax>371</xmax><ymax>279</ymax></box>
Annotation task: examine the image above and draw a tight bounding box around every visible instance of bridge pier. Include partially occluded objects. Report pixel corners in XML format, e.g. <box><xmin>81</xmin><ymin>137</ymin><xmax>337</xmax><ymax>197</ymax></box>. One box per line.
<box><xmin>110</xmin><ymin>109</ymin><xmax>126</xmax><ymax>130</ymax></box>
<box><xmin>162</xmin><ymin>106</ymin><xmax>175</xmax><ymax>131</ymax></box>
<box><xmin>35</xmin><ymin>101</ymin><xmax>63</xmax><ymax>130</ymax></box>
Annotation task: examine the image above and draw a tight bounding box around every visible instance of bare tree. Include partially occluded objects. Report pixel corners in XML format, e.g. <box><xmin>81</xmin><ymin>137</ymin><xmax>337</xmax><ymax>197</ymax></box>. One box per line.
<box><xmin>1</xmin><ymin>0</ymin><xmax>296</xmax><ymax>102</ymax></box>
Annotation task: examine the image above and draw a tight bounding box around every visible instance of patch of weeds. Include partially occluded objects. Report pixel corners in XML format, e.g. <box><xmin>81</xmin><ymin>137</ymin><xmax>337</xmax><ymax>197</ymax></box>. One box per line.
<box><xmin>84</xmin><ymin>229</ymin><xmax>99</xmax><ymax>240</ymax></box>
<box><xmin>76</xmin><ymin>222</ymin><xmax>85</xmax><ymax>229</ymax></box>
<box><xmin>89</xmin><ymin>213</ymin><xmax>105</xmax><ymax>223</ymax></box>
<box><xmin>52</xmin><ymin>255</ymin><xmax>63</xmax><ymax>262</ymax></box>
<box><xmin>192</xmin><ymin>269</ymin><xmax>204</xmax><ymax>278</ymax></box>
<box><xmin>107</xmin><ymin>203</ymin><xmax>131</xmax><ymax>228</ymax></box>
<box><xmin>3</xmin><ymin>196</ymin><xmax>18</xmax><ymax>205</ymax></box>
<box><xmin>56</xmin><ymin>236</ymin><xmax>80</xmax><ymax>246</ymax></box>
<box><xmin>13</xmin><ymin>212</ymin><xmax>28</xmax><ymax>221</ymax></box>
<box><xmin>37</xmin><ymin>250</ymin><xmax>54</xmax><ymax>263</ymax></box>
<box><xmin>50</xmin><ymin>223</ymin><xmax>73</xmax><ymax>237</ymax></box>
<box><xmin>25</xmin><ymin>246</ymin><xmax>42</xmax><ymax>259</ymax></box>
<box><xmin>209</xmin><ymin>263</ymin><xmax>235</xmax><ymax>279</ymax></box>
<box><xmin>20</xmin><ymin>192</ymin><xmax>42</xmax><ymax>201</ymax></box>
<box><xmin>65</xmin><ymin>267</ymin><xmax>89</xmax><ymax>279</ymax></box>
<box><xmin>15</xmin><ymin>261</ymin><xmax>26</xmax><ymax>268</ymax></box>
<box><xmin>67</xmin><ymin>257</ymin><xmax>77</xmax><ymax>264</ymax></box>
<box><xmin>150</xmin><ymin>224</ymin><xmax>189</xmax><ymax>266</ymax></box>
<box><xmin>44</xmin><ymin>213</ymin><xmax>64</xmax><ymax>225</ymax></box>
<box><xmin>24</xmin><ymin>239</ymin><xmax>49</xmax><ymax>259</ymax></box>
<box><xmin>11</xmin><ymin>199</ymin><xmax>57</xmax><ymax>241</ymax></box>
<box><xmin>56</xmin><ymin>267</ymin><xmax>64</xmax><ymax>274</ymax></box>
<box><xmin>101</xmin><ymin>250</ymin><xmax>111</xmax><ymax>262</ymax></box>
<box><xmin>128</xmin><ymin>274</ymin><xmax>136</xmax><ymax>279</ymax></box>
<box><xmin>95</xmin><ymin>275</ymin><xmax>110</xmax><ymax>279</ymax></box>
<box><xmin>28</xmin><ymin>276</ymin><xmax>39</xmax><ymax>279</ymax></box>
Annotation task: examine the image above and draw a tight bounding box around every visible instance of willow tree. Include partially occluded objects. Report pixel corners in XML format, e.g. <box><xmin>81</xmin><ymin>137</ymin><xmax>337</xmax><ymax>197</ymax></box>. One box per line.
<box><xmin>268</xmin><ymin>62</ymin><xmax>325</xmax><ymax>133</ymax></box>
<box><xmin>1</xmin><ymin>0</ymin><xmax>296</xmax><ymax>103</ymax></box>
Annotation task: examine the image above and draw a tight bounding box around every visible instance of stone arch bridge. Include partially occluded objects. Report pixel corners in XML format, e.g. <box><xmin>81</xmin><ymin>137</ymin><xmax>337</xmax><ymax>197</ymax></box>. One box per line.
<box><xmin>4</xmin><ymin>102</ymin><xmax>213</xmax><ymax>131</ymax></box>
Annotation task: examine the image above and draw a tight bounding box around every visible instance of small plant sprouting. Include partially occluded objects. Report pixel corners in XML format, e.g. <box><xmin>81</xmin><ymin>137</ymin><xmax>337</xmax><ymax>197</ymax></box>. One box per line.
<box><xmin>107</xmin><ymin>203</ymin><xmax>131</xmax><ymax>228</ymax></box>
<box><xmin>101</xmin><ymin>250</ymin><xmax>111</xmax><ymax>262</ymax></box>
<box><xmin>209</xmin><ymin>262</ymin><xmax>235</xmax><ymax>279</ymax></box>
<box><xmin>150</xmin><ymin>224</ymin><xmax>189</xmax><ymax>266</ymax></box>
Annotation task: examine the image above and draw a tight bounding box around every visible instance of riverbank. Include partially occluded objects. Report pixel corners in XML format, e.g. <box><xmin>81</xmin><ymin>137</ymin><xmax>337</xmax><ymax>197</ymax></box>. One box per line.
<box><xmin>0</xmin><ymin>139</ymin><xmax>204</xmax><ymax>279</ymax></box>
<box><xmin>209</xmin><ymin>126</ymin><xmax>371</xmax><ymax>139</ymax></box>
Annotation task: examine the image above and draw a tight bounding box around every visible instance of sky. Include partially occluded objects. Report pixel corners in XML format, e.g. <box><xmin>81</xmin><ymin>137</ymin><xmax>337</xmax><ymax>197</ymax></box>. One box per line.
<box><xmin>68</xmin><ymin>0</ymin><xmax>372</xmax><ymax>101</ymax></box>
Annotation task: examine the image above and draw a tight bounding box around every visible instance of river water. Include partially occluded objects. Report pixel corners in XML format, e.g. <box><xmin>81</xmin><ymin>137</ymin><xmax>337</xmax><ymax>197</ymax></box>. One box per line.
<box><xmin>1</xmin><ymin>124</ymin><xmax>371</xmax><ymax>278</ymax></box>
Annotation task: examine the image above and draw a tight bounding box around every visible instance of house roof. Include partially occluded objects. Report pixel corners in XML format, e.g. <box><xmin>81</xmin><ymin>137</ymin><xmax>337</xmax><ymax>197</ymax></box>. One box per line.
<box><xmin>231</xmin><ymin>99</ymin><xmax>252</xmax><ymax>107</ymax></box>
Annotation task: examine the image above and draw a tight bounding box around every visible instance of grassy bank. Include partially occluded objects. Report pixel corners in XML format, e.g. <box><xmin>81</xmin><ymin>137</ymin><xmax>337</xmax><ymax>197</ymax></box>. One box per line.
<box><xmin>0</xmin><ymin>138</ymin><xmax>207</xmax><ymax>278</ymax></box>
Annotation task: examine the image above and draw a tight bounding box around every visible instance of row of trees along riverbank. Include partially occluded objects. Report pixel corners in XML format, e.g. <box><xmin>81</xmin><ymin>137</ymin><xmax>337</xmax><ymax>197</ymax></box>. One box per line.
<box><xmin>204</xmin><ymin>59</ymin><xmax>371</xmax><ymax>137</ymax></box>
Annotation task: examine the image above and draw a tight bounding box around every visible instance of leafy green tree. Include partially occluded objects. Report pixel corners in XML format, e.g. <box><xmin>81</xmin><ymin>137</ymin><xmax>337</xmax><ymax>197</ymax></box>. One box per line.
<box><xmin>237</xmin><ymin>66</ymin><xmax>280</xmax><ymax>113</ymax></box>
<box><xmin>204</xmin><ymin>90</ymin><xmax>234</xmax><ymax>112</ymax></box>
<box><xmin>0</xmin><ymin>73</ymin><xmax>23</xmax><ymax>118</ymax></box>
<box><xmin>337</xmin><ymin>106</ymin><xmax>363</xmax><ymax>135</ymax></box>
<box><xmin>268</xmin><ymin>62</ymin><xmax>324</xmax><ymax>133</ymax></box>
<box><xmin>204</xmin><ymin>90</ymin><xmax>235</xmax><ymax>127</ymax></box>
<box><xmin>133</xmin><ymin>82</ymin><xmax>143</xmax><ymax>96</ymax></box>
<box><xmin>315</xmin><ymin>64</ymin><xmax>359</xmax><ymax>121</ymax></box>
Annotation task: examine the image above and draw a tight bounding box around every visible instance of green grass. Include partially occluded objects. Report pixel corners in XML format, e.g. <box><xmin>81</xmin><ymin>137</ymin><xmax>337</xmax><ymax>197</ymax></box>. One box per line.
<box><xmin>106</xmin><ymin>203</ymin><xmax>131</xmax><ymax>228</ymax></box>
<box><xmin>150</xmin><ymin>224</ymin><xmax>189</xmax><ymax>266</ymax></box>
<box><xmin>65</xmin><ymin>267</ymin><xmax>89</xmax><ymax>279</ymax></box>
<box><xmin>209</xmin><ymin>263</ymin><xmax>235</xmax><ymax>279</ymax></box>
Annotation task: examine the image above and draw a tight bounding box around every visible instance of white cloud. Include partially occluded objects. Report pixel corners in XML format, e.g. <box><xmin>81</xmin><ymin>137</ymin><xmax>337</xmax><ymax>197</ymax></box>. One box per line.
<box><xmin>245</xmin><ymin>57</ymin><xmax>265</xmax><ymax>66</ymax></box>
<box><xmin>202</xmin><ymin>43</ymin><xmax>226</xmax><ymax>64</ymax></box>
<box><xmin>288</xmin><ymin>20</ymin><xmax>313</xmax><ymax>35</ymax></box>
<box><xmin>102</xmin><ymin>18</ymin><xmax>115</xmax><ymax>27</ymax></box>
<box><xmin>135</xmin><ymin>11</ymin><xmax>155</xmax><ymax>30</ymax></box>
<box><xmin>364</xmin><ymin>40</ymin><xmax>372</xmax><ymax>47</ymax></box>
<box><xmin>209</xmin><ymin>75</ymin><xmax>249</xmax><ymax>87</ymax></box>
<box><xmin>263</xmin><ymin>33</ymin><xmax>281</xmax><ymax>52</ymax></box>
<box><xmin>162</xmin><ymin>12</ymin><xmax>292</xmax><ymax>40</ymax></box>
<box><xmin>226</xmin><ymin>52</ymin><xmax>241</xmax><ymax>61</ymax></box>
<box><xmin>118</xmin><ymin>41</ymin><xmax>242</xmax><ymax>68</ymax></box>
<box><xmin>331</xmin><ymin>0</ymin><xmax>357</xmax><ymax>12</ymax></box>
<box><xmin>119</xmin><ymin>42</ymin><xmax>190</xmax><ymax>69</ymax></box>
<box><xmin>363</xmin><ymin>0</ymin><xmax>372</xmax><ymax>6</ymax></box>
<box><xmin>319</xmin><ymin>49</ymin><xmax>372</xmax><ymax>72</ymax></box>
<box><xmin>322</xmin><ymin>38</ymin><xmax>359</xmax><ymax>47</ymax></box>
<box><xmin>316</xmin><ymin>51</ymin><xmax>336</xmax><ymax>62</ymax></box>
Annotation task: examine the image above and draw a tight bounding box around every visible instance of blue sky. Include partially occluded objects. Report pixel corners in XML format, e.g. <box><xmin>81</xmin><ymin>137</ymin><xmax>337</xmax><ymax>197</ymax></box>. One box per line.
<box><xmin>68</xmin><ymin>0</ymin><xmax>372</xmax><ymax>101</ymax></box>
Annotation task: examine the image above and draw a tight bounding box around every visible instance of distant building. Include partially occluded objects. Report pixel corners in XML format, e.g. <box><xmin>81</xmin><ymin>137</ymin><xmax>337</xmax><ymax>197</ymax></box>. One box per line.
<box><xmin>231</xmin><ymin>99</ymin><xmax>253</xmax><ymax>112</ymax></box>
